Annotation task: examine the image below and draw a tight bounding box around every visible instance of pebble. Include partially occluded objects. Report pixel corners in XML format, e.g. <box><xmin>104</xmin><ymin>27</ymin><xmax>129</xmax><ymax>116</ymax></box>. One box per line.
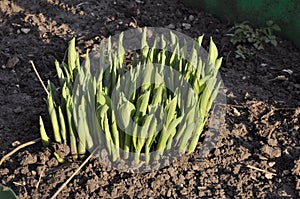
<box><xmin>265</xmin><ymin>173</ymin><xmax>273</xmax><ymax>179</ymax></box>
<box><xmin>283</xmin><ymin>170</ymin><xmax>290</xmax><ymax>175</ymax></box>
<box><xmin>182</xmin><ymin>23</ymin><xmax>191</xmax><ymax>30</ymax></box>
<box><xmin>261</xmin><ymin>145</ymin><xmax>281</xmax><ymax>158</ymax></box>
<box><xmin>233</xmin><ymin>107</ymin><xmax>241</xmax><ymax>116</ymax></box>
<box><xmin>167</xmin><ymin>23</ymin><xmax>175</xmax><ymax>29</ymax></box>
<box><xmin>14</xmin><ymin>106</ymin><xmax>23</xmax><ymax>114</ymax></box>
<box><xmin>268</xmin><ymin>161</ymin><xmax>276</xmax><ymax>167</ymax></box>
<box><xmin>282</xmin><ymin>69</ymin><xmax>293</xmax><ymax>75</ymax></box>
<box><xmin>12</xmin><ymin>140</ymin><xmax>21</xmax><ymax>147</ymax></box>
<box><xmin>188</xmin><ymin>15</ymin><xmax>195</xmax><ymax>21</ymax></box>
<box><xmin>274</xmin><ymin>75</ymin><xmax>288</xmax><ymax>81</ymax></box>
<box><xmin>21</xmin><ymin>28</ymin><xmax>31</xmax><ymax>34</ymax></box>
<box><xmin>6</xmin><ymin>56</ymin><xmax>19</xmax><ymax>68</ymax></box>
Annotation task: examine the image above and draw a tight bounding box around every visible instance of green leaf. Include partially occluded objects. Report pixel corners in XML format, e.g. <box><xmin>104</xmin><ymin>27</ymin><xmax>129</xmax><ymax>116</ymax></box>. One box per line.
<box><xmin>66</xmin><ymin>97</ymin><xmax>78</xmax><ymax>158</ymax></box>
<box><xmin>117</xmin><ymin>97</ymin><xmax>136</xmax><ymax>130</ymax></box>
<box><xmin>58</xmin><ymin>106</ymin><xmax>67</xmax><ymax>145</ymax></box>
<box><xmin>165</xmin><ymin>97</ymin><xmax>177</xmax><ymax>127</ymax></box>
<box><xmin>208</xmin><ymin>37</ymin><xmax>218</xmax><ymax>64</ymax></box>
<box><xmin>118</xmin><ymin>31</ymin><xmax>125</xmax><ymax>67</ymax></box>
<box><xmin>77</xmin><ymin>98</ymin><xmax>88</xmax><ymax>158</ymax></box>
<box><xmin>55</xmin><ymin>60</ymin><xmax>65</xmax><ymax>87</ymax></box>
<box><xmin>54</xmin><ymin>152</ymin><xmax>65</xmax><ymax>163</ymax></box>
<box><xmin>135</xmin><ymin>90</ymin><xmax>150</xmax><ymax>117</ymax></box>
<box><xmin>68</xmin><ymin>38</ymin><xmax>77</xmax><ymax>78</ymax></box>
<box><xmin>200</xmin><ymin>77</ymin><xmax>216</xmax><ymax>116</ymax></box>
<box><xmin>196</xmin><ymin>34</ymin><xmax>204</xmax><ymax>47</ymax></box>
<box><xmin>39</xmin><ymin>116</ymin><xmax>50</xmax><ymax>147</ymax></box>
<box><xmin>47</xmin><ymin>93</ymin><xmax>61</xmax><ymax>143</ymax></box>
<box><xmin>47</xmin><ymin>80</ymin><xmax>59</xmax><ymax>104</ymax></box>
<box><xmin>186</xmin><ymin>118</ymin><xmax>207</xmax><ymax>154</ymax></box>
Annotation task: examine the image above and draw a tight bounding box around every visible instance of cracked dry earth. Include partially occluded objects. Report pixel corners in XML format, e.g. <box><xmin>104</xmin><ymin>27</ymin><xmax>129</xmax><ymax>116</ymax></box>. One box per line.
<box><xmin>0</xmin><ymin>0</ymin><xmax>300</xmax><ymax>198</ymax></box>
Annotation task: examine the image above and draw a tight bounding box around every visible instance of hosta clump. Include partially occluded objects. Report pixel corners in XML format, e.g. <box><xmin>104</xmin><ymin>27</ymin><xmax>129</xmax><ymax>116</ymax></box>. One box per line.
<box><xmin>40</xmin><ymin>28</ymin><xmax>222</xmax><ymax>165</ymax></box>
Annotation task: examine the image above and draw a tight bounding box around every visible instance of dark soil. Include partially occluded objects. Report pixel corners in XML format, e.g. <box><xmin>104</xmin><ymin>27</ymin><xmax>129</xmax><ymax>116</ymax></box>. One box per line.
<box><xmin>0</xmin><ymin>0</ymin><xmax>300</xmax><ymax>198</ymax></box>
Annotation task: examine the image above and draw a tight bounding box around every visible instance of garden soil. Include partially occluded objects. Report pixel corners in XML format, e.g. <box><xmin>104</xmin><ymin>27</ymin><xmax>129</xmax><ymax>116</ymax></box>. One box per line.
<box><xmin>0</xmin><ymin>0</ymin><xmax>300</xmax><ymax>198</ymax></box>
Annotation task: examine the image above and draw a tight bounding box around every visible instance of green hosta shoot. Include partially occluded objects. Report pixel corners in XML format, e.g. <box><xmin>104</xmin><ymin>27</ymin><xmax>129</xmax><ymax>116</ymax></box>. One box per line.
<box><xmin>40</xmin><ymin>29</ymin><xmax>222</xmax><ymax>164</ymax></box>
<box><xmin>39</xmin><ymin>116</ymin><xmax>49</xmax><ymax>147</ymax></box>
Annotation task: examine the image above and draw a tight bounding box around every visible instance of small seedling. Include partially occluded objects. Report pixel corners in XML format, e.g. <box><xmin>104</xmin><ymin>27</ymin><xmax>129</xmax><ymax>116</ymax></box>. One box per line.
<box><xmin>230</xmin><ymin>21</ymin><xmax>280</xmax><ymax>59</ymax></box>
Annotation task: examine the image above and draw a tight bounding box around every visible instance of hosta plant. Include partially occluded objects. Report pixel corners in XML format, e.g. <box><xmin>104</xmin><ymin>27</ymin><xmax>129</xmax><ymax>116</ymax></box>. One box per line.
<box><xmin>40</xmin><ymin>28</ymin><xmax>222</xmax><ymax>166</ymax></box>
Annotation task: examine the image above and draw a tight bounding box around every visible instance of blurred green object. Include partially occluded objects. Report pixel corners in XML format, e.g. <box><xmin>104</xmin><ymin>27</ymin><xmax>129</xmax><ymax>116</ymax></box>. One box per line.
<box><xmin>182</xmin><ymin>0</ymin><xmax>300</xmax><ymax>49</ymax></box>
<box><xmin>0</xmin><ymin>184</ymin><xmax>18</xmax><ymax>199</ymax></box>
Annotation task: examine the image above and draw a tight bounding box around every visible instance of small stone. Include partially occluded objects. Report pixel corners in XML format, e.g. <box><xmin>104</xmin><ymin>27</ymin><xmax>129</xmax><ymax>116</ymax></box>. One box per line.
<box><xmin>182</xmin><ymin>23</ymin><xmax>191</xmax><ymax>30</ymax></box>
<box><xmin>268</xmin><ymin>161</ymin><xmax>276</xmax><ymax>167</ymax></box>
<box><xmin>261</xmin><ymin>145</ymin><xmax>281</xmax><ymax>158</ymax></box>
<box><xmin>21</xmin><ymin>28</ymin><xmax>31</xmax><ymax>34</ymax></box>
<box><xmin>265</xmin><ymin>173</ymin><xmax>274</xmax><ymax>179</ymax></box>
<box><xmin>12</xmin><ymin>140</ymin><xmax>21</xmax><ymax>147</ymax></box>
<box><xmin>31</xmin><ymin>170</ymin><xmax>36</xmax><ymax>176</ymax></box>
<box><xmin>6</xmin><ymin>56</ymin><xmax>19</xmax><ymax>68</ymax></box>
<box><xmin>188</xmin><ymin>15</ymin><xmax>195</xmax><ymax>21</ymax></box>
<box><xmin>267</xmin><ymin>138</ymin><xmax>278</xmax><ymax>147</ymax></box>
<box><xmin>233</xmin><ymin>164</ymin><xmax>241</xmax><ymax>174</ymax></box>
<box><xmin>283</xmin><ymin>170</ymin><xmax>290</xmax><ymax>175</ymax></box>
<box><xmin>275</xmin><ymin>75</ymin><xmax>288</xmax><ymax>81</ymax></box>
<box><xmin>167</xmin><ymin>23</ymin><xmax>175</xmax><ymax>29</ymax></box>
<box><xmin>282</xmin><ymin>69</ymin><xmax>293</xmax><ymax>75</ymax></box>
<box><xmin>167</xmin><ymin>189</ymin><xmax>172</xmax><ymax>197</ymax></box>
<box><xmin>2</xmin><ymin>65</ymin><xmax>6</xmax><ymax>69</ymax></box>
<box><xmin>135</xmin><ymin>0</ymin><xmax>144</xmax><ymax>3</ymax></box>
<box><xmin>233</xmin><ymin>107</ymin><xmax>241</xmax><ymax>116</ymax></box>
<box><xmin>14</xmin><ymin>106</ymin><xmax>23</xmax><ymax>114</ymax></box>
<box><xmin>242</xmin><ymin>76</ymin><xmax>246</xmax><ymax>80</ymax></box>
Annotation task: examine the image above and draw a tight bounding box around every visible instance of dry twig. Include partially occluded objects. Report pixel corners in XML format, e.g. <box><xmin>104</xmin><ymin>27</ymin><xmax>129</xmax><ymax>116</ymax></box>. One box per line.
<box><xmin>30</xmin><ymin>60</ymin><xmax>49</xmax><ymax>95</ymax></box>
<box><xmin>246</xmin><ymin>165</ymin><xmax>276</xmax><ymax>176</ymax></box>
<box><xmin>0</xmin><ymin>138</ymin><xmax>41</xmax><ymax>166</ymax></box>
<box><xmin>50</xmin><ymin>147</ymin><xmax>99</xmax><ymax>199</ymax></box>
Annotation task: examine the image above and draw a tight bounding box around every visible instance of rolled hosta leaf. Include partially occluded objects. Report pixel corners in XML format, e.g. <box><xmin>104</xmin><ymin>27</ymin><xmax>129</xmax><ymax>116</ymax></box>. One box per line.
<box><xmin>39</xmin><ymin>116</ymin><xmax>50</xmax><ymax>147</ymax></box>
<box><xmin>58</xmin><ymin>106</ymin><xmax>67</xmax><ymax>144</ymax></box>
<box><xmin>68</xmin><ymin>38</ymin><xmax>77</xmax><ymax>79</ymax></box>
<box><xmin>47</xmin><ymin>80</ymin><xmax>59</xmax><ymax>104</ymax></box>
<box><xmin>54</xmin><ymin>152</ymin><xmax>65</xmax><ymax>163</ymax></box>
<box><xmin>77</xmin><ymin>98</ymin><xmax>88</xmax><ymax>158</ymax></box>
<box><xmin>186</xmin><ymin>117</ymin><xmax>208</xmax><ymax>154</ymax></box>
<box><xmin>200</xmin><ymin>77</ymin><xmax>217</xmax><ymax>116</ymax></box>
<box><xmin>47</xmin><ymin>92</ymin><xmax>61</xmax><ymax>143</ymax></box>
<box><xmin>135</xmin><ymin>90</ymin><xmax>150</xmax><ymax>117</ymax></box>
<box><xmin>55</xmin><ymin>60</ymin><xmax>65</xmax><ymax>87</ymax></box>
<box><xmin>66</xmin><ymin>97</ymin><xmax>78</xmax><ymax>158</ymax></box>
<box><xmin>117</xmin><ymin>96</ymin><xmax>136</xmax><ymax>130</ymax></box>
<box><xmin>208</xmin><ymin>37</ymin><xmax>218</xmax><ymax>64</ymax></box>
<box><xmin>196</xmin><ymin>34</ymin><xmax>204</xmax><ymax>47</ymax></box>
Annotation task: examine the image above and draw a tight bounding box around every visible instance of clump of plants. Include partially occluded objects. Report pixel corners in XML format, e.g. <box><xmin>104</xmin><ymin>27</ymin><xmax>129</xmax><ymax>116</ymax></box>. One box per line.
<box><xmin>39</xmin><ymin>28</ymin><xmax>222</xmax><ymax>164</ymax></box>
<box><xmin>230</xmin><ymin>20</ymin><xmax>281</xmax><ymax>59</ymax></box>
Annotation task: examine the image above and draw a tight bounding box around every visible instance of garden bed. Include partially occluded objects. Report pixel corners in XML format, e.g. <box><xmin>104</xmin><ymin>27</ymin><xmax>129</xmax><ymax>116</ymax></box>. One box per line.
<box><xmin>0</xmin><ymin>0</ymin><xmax>299</xmax><ymax>198</ymax></box>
